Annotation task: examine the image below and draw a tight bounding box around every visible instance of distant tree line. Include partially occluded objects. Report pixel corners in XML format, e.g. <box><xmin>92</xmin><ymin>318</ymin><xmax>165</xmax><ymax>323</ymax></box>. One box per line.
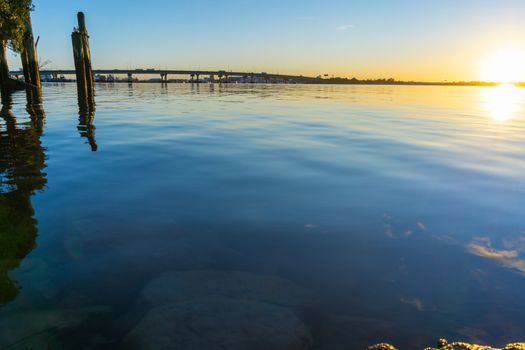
<box><xmin>308</xmin><ymin>76</ymin><xmax>501</xmax><ymax>86</ymax></box>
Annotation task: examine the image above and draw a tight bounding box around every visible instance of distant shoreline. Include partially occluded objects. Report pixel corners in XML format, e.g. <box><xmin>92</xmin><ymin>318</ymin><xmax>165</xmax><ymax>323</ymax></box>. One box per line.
<box><xmin>12</xmin><ymin>70</ymin><xmax>522</xmax><ymax>86</ymax></box>
<box><xmin>39</xmin><ymin>80</ymin><xmax>522</xmax><ymax>87</ymax></box>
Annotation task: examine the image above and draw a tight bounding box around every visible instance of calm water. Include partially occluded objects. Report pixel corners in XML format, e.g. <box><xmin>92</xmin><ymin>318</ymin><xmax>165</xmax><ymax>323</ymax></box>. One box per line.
<box><xmin>1</xmin><ymin>83</ymin><xmax>525</xmax><ymax>349</ymax></box>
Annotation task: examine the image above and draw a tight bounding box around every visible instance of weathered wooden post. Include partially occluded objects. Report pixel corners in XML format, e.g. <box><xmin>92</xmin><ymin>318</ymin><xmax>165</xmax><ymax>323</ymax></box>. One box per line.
<box><xmin>72</xmin><ymin>12</ymin><xmax>94</xmax><ymax>111</ymax></box>
<box><xmin>78</xmin><ymin>12</ymin><xmax>94</xmax><ymax>105</ymax></box>
<box><xmin>20</xmin><ymin>10</ymin><xmax>41</xmax><ymax>88</ymax></box>
<box><xmin>0</xmin><ymin>40</ymin><xmax>11</xmax><ymax>102</ymax></box>
<box><xmin>0</xmin><ymin>41</ymin><xmax>26</xmax><ymax>99</ymax></box>
<box><xmin>0</xmin><ymin>41</ymin><xmax>9</xmax><ymax>90</ymax></box>
<box><xmin>72</xmin><ymin>32</ymin><xmax>88</xmax><ymax>108</ymax></box>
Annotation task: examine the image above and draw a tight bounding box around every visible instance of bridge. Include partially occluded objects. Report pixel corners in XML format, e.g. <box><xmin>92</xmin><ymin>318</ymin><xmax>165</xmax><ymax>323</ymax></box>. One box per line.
<box><xmin>10</xmin><ymin>69</ymin><xmax>314</xmax><ymax>83</ymax></box>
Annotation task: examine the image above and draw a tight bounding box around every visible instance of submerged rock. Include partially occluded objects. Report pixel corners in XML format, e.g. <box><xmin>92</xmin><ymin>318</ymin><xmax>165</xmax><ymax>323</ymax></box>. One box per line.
<box><xmin>124</xmin><ymin>270</ymin><xmax>316</xmax><ymax>349</ymax></box>
<box><xmin>141</xmin><ymin>270</ymin><xmax>313</xmax><ymax>308</ymax></box>
<box><xmin>0</xmin><ymin>307</ymin><xmax>109</xmax><ymax>349</ymax></box>
<box><xmin>2</xmin><ymin>331</ymin><xmax>62</xmax><ymax>350</ymax></box>
<box><xmin>124</xmin><ymin>296</ymin><xmax>313</xmax><ymax>350</ymax></box>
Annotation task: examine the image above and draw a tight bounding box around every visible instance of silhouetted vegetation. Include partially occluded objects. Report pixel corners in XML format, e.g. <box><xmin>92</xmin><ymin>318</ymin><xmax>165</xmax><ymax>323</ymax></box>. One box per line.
<box><xmin>0</xmin><ymin>0</ymin><xmax>35</xmax><ymax>91</ymax></box>
<box><xmin>0</xmin><ymin>0</ymin><xmax>33</xmax><ymax>52</ymax></box>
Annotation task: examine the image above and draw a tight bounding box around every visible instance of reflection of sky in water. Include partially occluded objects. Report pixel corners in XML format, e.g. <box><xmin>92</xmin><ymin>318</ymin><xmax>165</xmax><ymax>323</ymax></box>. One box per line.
<box><xmin>2</xmin><ymin>84</ymin><xmax>525</xmax><ymax>348</ymax></box>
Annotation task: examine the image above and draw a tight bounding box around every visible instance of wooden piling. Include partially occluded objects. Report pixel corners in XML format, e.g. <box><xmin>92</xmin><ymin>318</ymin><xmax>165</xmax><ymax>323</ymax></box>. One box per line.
<box><xmin>0</xmin><ymin>41</ymin><xmax>10</xmax><ymax>89</ymax></box>
<box><xmin>72</xmin><ymin>12</ymin><xmax>94</xmax><ymax>111</ymax></box>
<box><xmin>72</xmin><ymin>32</ymin><xmax>88</xmax><ymax>108</ymax></box>
<box><xmin>0</xmin><ymin>40</ymin><xmax>29</xmax><ymax>98</ymax></box>
<box><xmin>0</xmin><ymin>42</ymin><xmax>8</xmax><ymax>102</ymax></box>
<box><xmin>21</xmin><ymin>13</ymin><xmax>41</xmax><ymax>88</ymax></box>
<box><xmin>78</xmin><ymin>12</ymin><xmax>94</xmax><ymax>106</ymax></box>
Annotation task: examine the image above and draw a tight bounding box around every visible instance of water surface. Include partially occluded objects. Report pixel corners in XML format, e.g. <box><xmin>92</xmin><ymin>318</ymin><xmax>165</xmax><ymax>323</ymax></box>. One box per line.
<box><xmin>1</xmin><ymin>83</ymin><xmax>525</xmax><ymax>349</ymax></box>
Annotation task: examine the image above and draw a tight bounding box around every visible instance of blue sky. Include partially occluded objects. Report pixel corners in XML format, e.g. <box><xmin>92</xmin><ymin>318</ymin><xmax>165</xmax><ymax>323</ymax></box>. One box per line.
<box><xmin>7</xmin><ymin>0</ymin><xmax>525</xmax><ymax>80</ymax></box>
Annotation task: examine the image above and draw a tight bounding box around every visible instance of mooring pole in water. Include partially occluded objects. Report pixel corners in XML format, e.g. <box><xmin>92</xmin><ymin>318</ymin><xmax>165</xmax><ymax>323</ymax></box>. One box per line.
<box><xmin>78</xmin><ymin>12</ymin><xmax>94</xmax><ymax>106</ymax></box>
<box><xmin>0</xmin><ymin>41</ymin><xmax>10</xmax><ymax>96</ymax></box>
<box><xmin>0</xmin><ymin>41</ymin><xmax>31</xmax><ymax>99</ymax></box>
<box><xmin>72</xmin><ymin>12</ymin><xmax>94</xmax><ymax>111</ymax></box>
<box><xmin>20</xmin><ymin>10</ymin><xmax>41</xmax><ymax>89</ymax></box>
<box><xmin>72</xmin><ymin>32</ymin><xmax>88</xmax><ymax>108</ymax></box>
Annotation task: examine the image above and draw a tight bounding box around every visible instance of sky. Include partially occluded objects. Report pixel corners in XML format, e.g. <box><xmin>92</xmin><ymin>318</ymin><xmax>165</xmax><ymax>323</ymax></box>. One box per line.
<box><xmin>7</xmin><ymin>0</ymin><xmax>525</xmax><ymax>81</ymax></box>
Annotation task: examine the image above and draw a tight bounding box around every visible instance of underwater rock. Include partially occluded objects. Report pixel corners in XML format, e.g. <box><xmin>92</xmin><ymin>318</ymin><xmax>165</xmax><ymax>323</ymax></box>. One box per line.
<box><xmin>141</xmin><ymin>270</ymin><xmax>314</xmax><ymax>308</ymax></box>
<box><xmin>1</xmin><ymin>331</ymin><xmax>62</xmax><ymax>350</ymax></box>
<box><xmin>124</xmin><ymin>296</ymin><xmax>313</xmax><ymax>350</ymax></box>
<box><xmin>0</xmin><ymin>307</ymin><xmax>109</xmax><ymax>349</ymax></box>
<box><xmin>125</xmin><ymin>270</ymin><xmax>315</xmax><ymax>349</ymax></box>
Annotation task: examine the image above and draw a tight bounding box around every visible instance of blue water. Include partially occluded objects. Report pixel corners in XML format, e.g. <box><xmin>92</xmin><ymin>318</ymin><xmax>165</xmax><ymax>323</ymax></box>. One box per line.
<box><xmin>1</xmin><ymin>83</ymin><xmax>525</xmax><ymax>349</ymax></box>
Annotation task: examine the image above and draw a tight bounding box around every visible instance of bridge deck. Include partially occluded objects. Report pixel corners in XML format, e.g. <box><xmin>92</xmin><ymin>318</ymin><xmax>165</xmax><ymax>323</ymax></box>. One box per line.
<box><xmin>10</xmin><ymin>69</ymin><xmax>309</xmax><ymax>80</ymax></box>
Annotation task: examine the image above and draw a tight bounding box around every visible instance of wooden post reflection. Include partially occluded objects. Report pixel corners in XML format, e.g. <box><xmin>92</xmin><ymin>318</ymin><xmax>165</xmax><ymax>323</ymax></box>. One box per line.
<box><xmin>77</xmin><ymin>106</ymin><xmax>97</xmax><ymax>152</ymax></box>
<box><xmin>0</xmin><ymin>90</ymin><xmax>47</xmax><ymax>305</ymax></box>
<box><xmin>25</xmin><ymin>87</ymin><xmax>45</xmax><ymax>133</ymax></box>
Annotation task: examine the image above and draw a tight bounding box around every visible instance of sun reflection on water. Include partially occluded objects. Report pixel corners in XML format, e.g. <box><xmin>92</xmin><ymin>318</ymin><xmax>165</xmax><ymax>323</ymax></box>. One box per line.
<box><xmin>483</xmin><ymin>84</ymin><xmax>524</xmax><ymax>122</ymax></box>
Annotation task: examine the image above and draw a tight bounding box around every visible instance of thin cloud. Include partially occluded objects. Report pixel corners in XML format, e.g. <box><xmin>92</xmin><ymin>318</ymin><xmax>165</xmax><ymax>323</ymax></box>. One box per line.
<box><xmin>337</xmin><ymin>24</ymin><xmax>354</xmax><ymax>32</ymax></box>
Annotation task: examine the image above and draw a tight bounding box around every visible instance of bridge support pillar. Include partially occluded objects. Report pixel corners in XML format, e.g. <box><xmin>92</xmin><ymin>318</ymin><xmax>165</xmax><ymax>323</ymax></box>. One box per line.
<box><xmin>127</xmin><ymin>73</ymin><xmax>133</xmax><ymax>82</ymax></box>
<box><xmin>209</xmin><ymin>74</ymin><xmax>215</xmax><ymax>83</ymax></box>
<box><xmin>196</xmin><ymin>74</ymin><xmax>200</xmax><ymax>83</ymax></box>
